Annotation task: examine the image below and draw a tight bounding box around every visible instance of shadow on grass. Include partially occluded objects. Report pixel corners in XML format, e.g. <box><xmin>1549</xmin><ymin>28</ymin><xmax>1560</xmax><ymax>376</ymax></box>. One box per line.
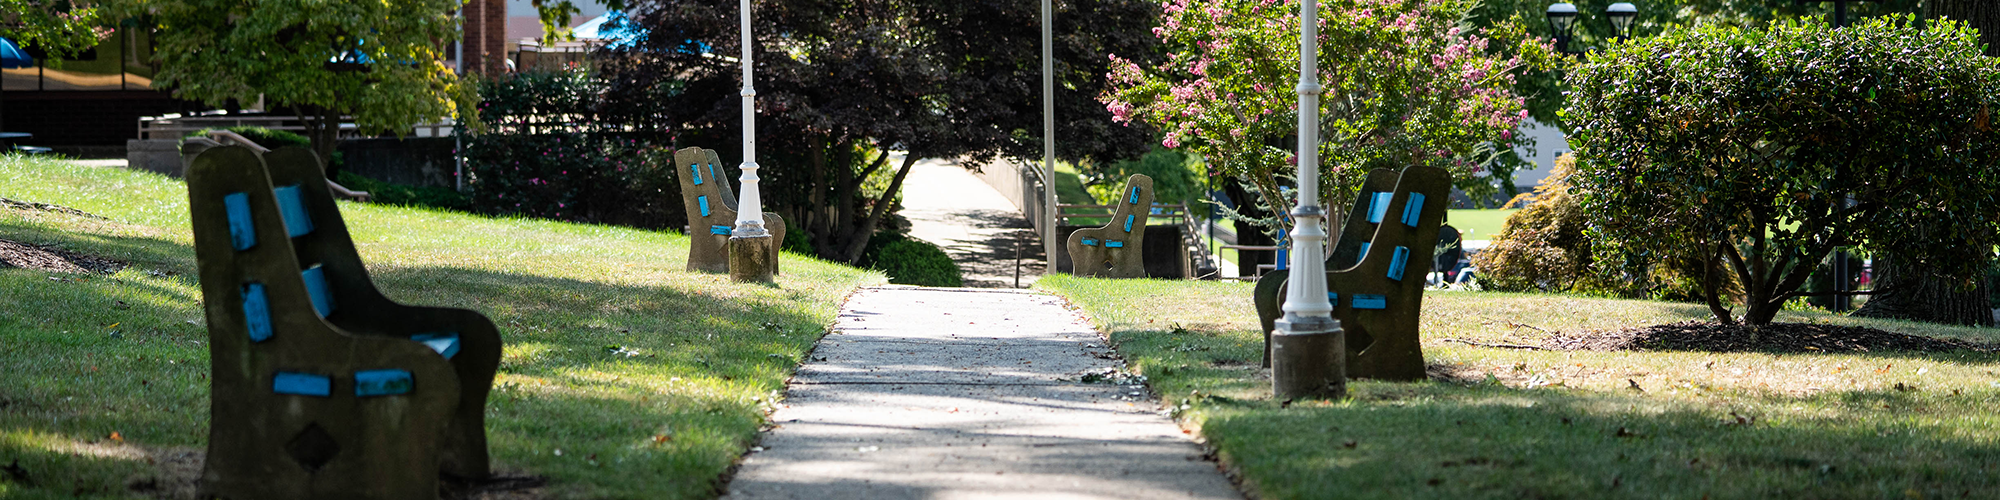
<box><xmin>1106</xmin><ymin>326</ymin><xmax>2000</xmax><ymax>499</ymax></box>
<box><xmin>2</xmin><ymin>235</ymin><xmax>849</xmax><ymax>499</ymax></box>
<box><xmin>1199</xmin><ymin>383</ymin><xmax>2000</xmax><ymax>499</ymax></box>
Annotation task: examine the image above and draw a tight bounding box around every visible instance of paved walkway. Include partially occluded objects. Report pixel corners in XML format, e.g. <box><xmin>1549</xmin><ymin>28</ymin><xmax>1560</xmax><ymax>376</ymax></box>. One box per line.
<box><xmin>899</xmin><ymin>158</ymin><xmax>1045</xmax><ymax>288</ymax></box>
<box><xmin>724</xmin><ymin>287</ymin><xmax>1241</xmax><ymax>500</ymax></box>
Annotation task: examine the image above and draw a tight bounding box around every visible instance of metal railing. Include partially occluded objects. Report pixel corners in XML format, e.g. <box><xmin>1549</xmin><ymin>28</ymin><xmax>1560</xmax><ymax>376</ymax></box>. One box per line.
<box><xmin>138</xmin><ymin>113</ymin><xmax>456</xmax><ymax>140</ymax></box>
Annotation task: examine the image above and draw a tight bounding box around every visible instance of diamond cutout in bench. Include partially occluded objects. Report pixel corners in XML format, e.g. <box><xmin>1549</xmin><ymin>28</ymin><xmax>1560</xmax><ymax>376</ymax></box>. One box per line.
<box><xmin>284</xmin><ymin>422</ymin><xmax>340</xmax><ymax>472</ymax></box>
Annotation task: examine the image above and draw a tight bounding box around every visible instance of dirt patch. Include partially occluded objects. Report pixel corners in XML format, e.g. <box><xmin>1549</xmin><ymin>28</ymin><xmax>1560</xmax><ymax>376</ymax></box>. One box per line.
<box><xmin>1541</xmin><ymin>320</ymin><xmax>1992</xmax><ymax>354</ymax></box>
<box><xmin>0</xmin><ymin>238</ymin><xmax>125</xmax><ymax>274</ymax></box>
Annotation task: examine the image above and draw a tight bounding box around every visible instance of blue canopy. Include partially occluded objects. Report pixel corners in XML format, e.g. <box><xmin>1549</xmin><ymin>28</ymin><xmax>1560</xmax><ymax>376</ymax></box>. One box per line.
<box><xmin>0</xmin><ymin>37</ymin><xmax>35</xmax><ymax>69</ymax></box>
<box><xmin>572</xmin><ymin>11</ymin><xmax>644</xmax><ymax>48</ymax></box>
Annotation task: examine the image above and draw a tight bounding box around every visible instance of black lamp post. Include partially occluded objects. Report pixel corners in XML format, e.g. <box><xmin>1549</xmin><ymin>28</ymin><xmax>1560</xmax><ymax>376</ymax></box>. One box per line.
<box><xmin>1546</xmin><ymin>2</ymin><xmax>1641</xmax><ymax>55</ymax></box>
<box><xmin>1795</xmin><ymin>0</ymin><xmax>1879</xmax><ymax>312</ymax></box>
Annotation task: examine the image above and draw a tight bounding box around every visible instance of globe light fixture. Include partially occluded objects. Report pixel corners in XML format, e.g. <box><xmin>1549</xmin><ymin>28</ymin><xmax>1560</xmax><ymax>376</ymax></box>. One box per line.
<box><xmin>1545</xmin><ymin>3</ymin><xmax>1579</xmax><ymax>54</ymax></box>
<box><xmin>1606</xmin><ymin>3</ymin><xmax>1638</xmax><ymax>41</ymax></box>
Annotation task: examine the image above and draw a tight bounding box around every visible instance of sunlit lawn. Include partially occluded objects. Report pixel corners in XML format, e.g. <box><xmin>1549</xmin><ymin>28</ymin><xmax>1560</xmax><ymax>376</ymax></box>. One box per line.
<box><xmin>0</xmin><ymin>155</ymin><xmax>882</xmax><ymax>498</ymax></box>
<box><xmin>1039</xmin><ymin>275</ymin><xmax>2000</xmax><ymax>499</ymax></box>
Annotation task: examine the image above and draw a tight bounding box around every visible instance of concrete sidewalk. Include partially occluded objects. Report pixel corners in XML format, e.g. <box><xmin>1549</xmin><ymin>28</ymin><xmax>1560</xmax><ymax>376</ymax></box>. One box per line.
<box><xmin>724</xmin><ymin>286</ymin><xmax>1241</xmax><ymax>500</ymax></box>
<box><xmin>899</xmin><ymin>158</ymin><xmax>1045</xmax><ymax>288</ymax></box>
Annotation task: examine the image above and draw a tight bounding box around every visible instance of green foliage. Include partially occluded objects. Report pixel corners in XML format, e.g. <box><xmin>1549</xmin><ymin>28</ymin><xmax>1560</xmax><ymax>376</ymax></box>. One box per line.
<box><xmin>144</xmin><ymin>0</ymin><xmax>474</xmax><ymax>136</ymax></box>
<box><xmin>870</xmin><ymin>236</ymin><xmax>964</xmax><ymax>288</ymax></box>
<box><xmin>1566</xmin><ymin>15</ymin><xmax>2000</xmax><ymax>324</ymax></box>
<box><xmin>1</xmin><ymin>0</ymin><xmax>111</xmax><ymax>61</ymax></box>
<box><xmin>461</xmin><ymin>70</ymin><xmax>678</xmax><ymax>228</ymax></box>
<box><xmin>1476</xmin><ymin>154</ymin><xmax>1732</xmax><ymax>301</ymax></box>
<box><xmin>188</xmin><ymin>126</ymin><xmax>344</xmax><ymax>169</ymax></box>
<box><xmin>333</xmin><ymin>171</ymin><xmax>470</xmax><ymax>212</ymax></box>
<box><xmin>1474</xmin><ymin>154</ymin><xmax>1597</xmax><ymax>293</ymax></box>
<box><xmin>1104</xmin><ymin>0</ymin><xmax>1558</xmax><ymax>236</ymax></box>
<box><xmin>1085</xmin><ymin>147</ymin><xmax>1204</xmax><ymax>206</ymax></box>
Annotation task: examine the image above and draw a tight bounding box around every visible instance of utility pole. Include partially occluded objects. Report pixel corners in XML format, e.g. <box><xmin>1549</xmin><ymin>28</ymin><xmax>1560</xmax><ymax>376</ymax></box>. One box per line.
<box><xmin>1041</xmin><ymin>0</ymin><xmax>1057</xmax><ymax>275</ymax></box>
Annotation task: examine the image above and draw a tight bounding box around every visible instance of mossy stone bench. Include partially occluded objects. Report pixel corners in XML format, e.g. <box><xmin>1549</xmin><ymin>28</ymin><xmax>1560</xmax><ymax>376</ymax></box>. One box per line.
<box><xmin>672</xmin><ymin>147</ymin><xmax>786</xmax><ymax>274</ymax></box>
<box><xmin>1066</xmin><ymin>174</ymin><xmax>1155</xmax><ymax>279</ymax></box>
<box><xmin>188</xmin><ymin>146</ymin><xmax>502</xmax><ymax>499</ymax></box>
<box><xmin>1253</xmin><ymin>166</ymin><xmax>1451</xmax><ymax>381</ymax></box>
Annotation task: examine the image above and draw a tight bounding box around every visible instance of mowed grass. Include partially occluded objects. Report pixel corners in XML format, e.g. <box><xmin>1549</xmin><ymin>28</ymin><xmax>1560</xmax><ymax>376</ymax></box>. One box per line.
<box><xmin>1038</xmin><ymin>275</ymin><xmax>2000</xmax><ymax>499</ymax></box>
<box><xmin>0</xmin><ymin>156</ymin><xmax>882</xmax><ymax>498</ymax></box>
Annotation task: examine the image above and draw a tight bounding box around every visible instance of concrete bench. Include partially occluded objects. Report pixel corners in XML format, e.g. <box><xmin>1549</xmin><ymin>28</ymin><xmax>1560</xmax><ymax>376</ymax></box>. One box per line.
<box><xmin>673</xmin><ymin>147</ymin><xmax>786</xmax><ymax>274</ymax></box>
<box><xmin>1065</xmin><ymin>174</ymin><xmax>1155</xmax><ymax>278</ymax></box>
<box><xmin>1252</xmin><ymin>166</ymin><xmax>1451</xmax><ymax>381</ymax></box>
<box><xmin>187</xmin><ymin>146</ymin><xmax>502</xmax><ymax>499</ymax></box>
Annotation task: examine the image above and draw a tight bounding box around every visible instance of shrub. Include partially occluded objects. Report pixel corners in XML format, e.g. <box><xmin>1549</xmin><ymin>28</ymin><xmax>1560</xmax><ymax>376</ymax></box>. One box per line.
<box><xmin>1477</xmin><ymin>154</ymin><xmax>1739</xmax><ymax>301</ymax></box>
<box><xmin>1474</xmin><ymin>154</ymin><xmax>1594</xmax><ymax>293</ymax></box>
<box><xmin>1567</xmin><ymin>15</ymin><xmax>2000</xmax><ymax>324</ymax></box>
<box><xmin>460</xmin><ymin>69</ymin><xmax>680</xmax><ymax>229</ymax></box>
<box><xmin>866</xmin><ymin>235</ymin><xmax>963</xmax><ymax>287</ymax></box>
<box><xmin>333</xmin><ymin>171</ymin><xmax>471</xmax><ymax>212</ymax></box>
<box><xmin>188</xmin><ymin>126</ymin><xmax>344</xmax><ymax>169</ymax></box>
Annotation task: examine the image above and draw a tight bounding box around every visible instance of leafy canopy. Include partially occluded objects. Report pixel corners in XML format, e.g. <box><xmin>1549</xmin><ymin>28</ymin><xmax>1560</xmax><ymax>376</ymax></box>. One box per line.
<box><xmin>2</xmin><ymin>0</ymin><xmax>114</xmax><ymax>60</ymax></box>
<box><xmin>140</xmin><ymin>0</ymin><xmax>473</xmax><ymax>137</ymax></box>
<box><xmin>1567</xmin><ymin>15</ymin><xmax>2000</xmax><ymax>325</ymax></box>
<box><xmin>1103</xmin><ymin>0</ymin><xmax>1555</xmax><ymax>234</ymax></box>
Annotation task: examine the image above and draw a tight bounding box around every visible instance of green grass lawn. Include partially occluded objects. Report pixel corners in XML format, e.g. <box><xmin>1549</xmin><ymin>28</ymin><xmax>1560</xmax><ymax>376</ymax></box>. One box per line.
<box><xmin>0</xmin><ymin>155</ymin><xmax>882</xmax><ymax>498</ymax></box>
<box><xmin>1446</xmin><ymin>209</ymin><xmax>1514</xmax><ymax>241</ymax></box>
<box><xmin>1038</xmin><ymin>275</ymin><xmax>2000</xmax><ymax>499</ymax></box>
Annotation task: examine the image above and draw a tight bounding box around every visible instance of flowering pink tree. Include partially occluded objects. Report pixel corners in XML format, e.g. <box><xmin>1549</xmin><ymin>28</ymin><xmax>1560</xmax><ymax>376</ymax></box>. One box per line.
<box><xmin>1103</xmin><ymin>0</ymin><xmax>1555</xmax><ymax>232</ymax></box>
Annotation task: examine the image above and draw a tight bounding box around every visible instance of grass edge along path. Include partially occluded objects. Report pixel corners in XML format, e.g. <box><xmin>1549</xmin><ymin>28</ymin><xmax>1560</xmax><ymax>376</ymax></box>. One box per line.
<box><xmin>0</xmin><ymin>155</ymin><xmax>883</xmax><ymax>499</ymax></box>
<box><xmin>1037</xmin><ymin>274</ymin><xmax>2000</xmax><ymax>499</ymax></box>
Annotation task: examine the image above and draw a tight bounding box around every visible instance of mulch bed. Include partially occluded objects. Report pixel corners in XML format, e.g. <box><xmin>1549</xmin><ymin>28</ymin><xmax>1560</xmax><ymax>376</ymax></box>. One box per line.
<box><xmin>1540</xmin><ymin>320</ymin><xmax>1993</xmax><ymax>354</ymax></box>
<box><xmin>0</xmin><ymin>238</ymin><xmax>125</xmax><ymax>274</ymax></box>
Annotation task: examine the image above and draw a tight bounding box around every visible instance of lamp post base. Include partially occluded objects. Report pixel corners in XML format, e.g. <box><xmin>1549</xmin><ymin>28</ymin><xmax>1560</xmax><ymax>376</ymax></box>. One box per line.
<box><xmin>1271</xmin><ymin>317</ymin><xmax>1345</xmax><ymax>399</ymax></box>
<box><xmin>728</xmin><ymin>234</ymin><xmax>777</xmax><ymax>283</ymax></box>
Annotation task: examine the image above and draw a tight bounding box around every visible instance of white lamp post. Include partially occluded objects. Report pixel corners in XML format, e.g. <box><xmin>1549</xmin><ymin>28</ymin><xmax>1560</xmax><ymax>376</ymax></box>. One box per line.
<box><xmin>729</xmin><ymin>0</ymin><xmax>777</xmax><ymax>282</ymax></box>
<box><xmin>1270</xmin><ymin>0</ymin><xmax>1343</xmax><ymax>399</ymax></box>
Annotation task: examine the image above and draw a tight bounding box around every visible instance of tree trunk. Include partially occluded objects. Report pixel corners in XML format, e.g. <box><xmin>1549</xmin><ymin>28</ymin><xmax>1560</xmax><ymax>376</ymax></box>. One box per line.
<box><xmin>1930</xmin><ymin>0</ymin><xmax>2000</xmax><ymax>57</ymax></box>
<box><xmin>1853</xmin><ymin>253</ymin><xmax>1994</xmax><ymax>326</ymax></box>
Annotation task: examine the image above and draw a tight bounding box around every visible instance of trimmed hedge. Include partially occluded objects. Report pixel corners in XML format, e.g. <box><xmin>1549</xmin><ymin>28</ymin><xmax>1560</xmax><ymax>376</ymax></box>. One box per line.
<box><xmin>866</xmin><ymin>235</ymin><xmax>963</xmax><ymax>287</ymax></box>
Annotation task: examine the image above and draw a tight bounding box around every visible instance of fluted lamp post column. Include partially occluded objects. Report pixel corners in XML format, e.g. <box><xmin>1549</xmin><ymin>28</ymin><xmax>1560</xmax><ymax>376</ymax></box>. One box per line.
<box><xmin>1270</xmin><ymin>0</ymin><xmax>1343</xmax><ymax>399</ymax></box>
<box><xmin>729</xmin><ymin>0</ymin><xmax>777</xmax><ymax>282</ymax></box>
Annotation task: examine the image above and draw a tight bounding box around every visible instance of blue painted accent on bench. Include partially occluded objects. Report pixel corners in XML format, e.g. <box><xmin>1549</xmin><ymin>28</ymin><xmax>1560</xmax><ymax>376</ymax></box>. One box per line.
<box><xmin>1326</xmin><ymin>292</ymin><xmax>1339</xmax><ymax>305</ymax></box>
<box><xmin>1359</xmin><ymin>242</ymin><xmax>1371</xmax><ymax>258</ymax></box>
<box><xmin>1402</xmin><ymin>193</ymin><xmax>1425</xmax><ymax>227</ymax></box>
<box><xmin>273</xmin><ymin>372</ymin><xmax>332</xmax><ymax>397</ymax></box>
<box><xmin>224</xmin><ymin>192</ymin><xmax>256</xmax><ymax>251</ymax></box>
<box><xmin>691</xmin><ymin>164</ymin><xmax>704</xmax><ymax>185</ymax></box>
<box><xmin>242</xmin><ymin>283</ymin><xmax>272</xmax><ymax>342</ymax></box>
<box><xmin>1353</xmin><ymin>294</ymin><xmax>1387</xmax><ymax>310</ymax></box>
<box><xmin>1388</xmin><ymin>246</ymin><xmax>1410</xmax><ymax>281</ymax></box>
<box><xmin>710</xmin><ymin>225</ymin><xmax>732</xmax><ymax>235</ymax></box>
<box><xmin>1080</xmin><ymin>238</ymin><xmax>1097</xmax><ymax>246</ymax></box>
<box><xmin>709</xmin><ymin>164</ymin><xmax>722</xmax><ymax>185</ymax></box>
<box><xmin>1275</xmin><ymin>230</ymin><xmax>1288</xmax><ymax>271</ymax></box>
<box><xmin>354</xmin><ymin>369</ymin><xmax>414</xmax><ymax>397</ymax></box>
<box><xmin>410</xmin><ymin>332</ymin><xmax>461</xmax><ymax>359</ymax></box>
<box><xmin>1123</xmin><ymin>215</ymin><xmax>1135</xmax><ymax>233</ymax></box>
<box><xmin>1128</xmin><ymin>186</ymin><xmax>1141</xmax><ymax>204</ymax></box>
<box><xmin>301</xmin><ymin>265</ymin><xmax>335</xmax><ymax>317</ymax></box>
<box><xmin>273</xmin><ymin>185</ymin><xmax>315</xmax><ymax>237</ymax></box>
<box><xmin>698</xmin><ymin>196</ymin><xmax>712</xmax><ymax>217</ymax></box>
<box><xmin>1105</xmin><ymin>240</ymin><xmax>1125</xmax><ymax>248</ymax></box>
<box><xmin>1367</xmin><ymin>192</ymin><xmax>1393</xmax><ymax>223</ymax></box>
